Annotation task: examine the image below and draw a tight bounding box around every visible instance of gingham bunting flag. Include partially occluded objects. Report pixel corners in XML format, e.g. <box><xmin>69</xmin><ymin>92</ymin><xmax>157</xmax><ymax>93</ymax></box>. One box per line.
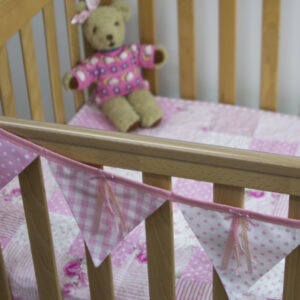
<box><xmin>180</xmin><ymin>204</ymin><xmax>300</xmax><ymax>300</ymax></box>
<box><xmin>48</xmin><ymin>161</ymin><xmax>167</xmax><ymax>267</ymax></box>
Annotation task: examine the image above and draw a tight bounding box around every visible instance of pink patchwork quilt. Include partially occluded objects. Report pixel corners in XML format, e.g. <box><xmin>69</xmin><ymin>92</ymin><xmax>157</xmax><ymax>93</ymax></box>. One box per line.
<box><xmin>1</xmin><ymin>97</ymin><xmax>299</xmax><ymax>300</ymax></box>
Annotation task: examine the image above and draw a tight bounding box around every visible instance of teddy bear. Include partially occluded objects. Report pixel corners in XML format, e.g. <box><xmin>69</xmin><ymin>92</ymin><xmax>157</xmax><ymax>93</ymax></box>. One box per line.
<box><xmin>63</xmin><ymin>0</ymin><xmax>168</xmax><ymax>132</ymax></box>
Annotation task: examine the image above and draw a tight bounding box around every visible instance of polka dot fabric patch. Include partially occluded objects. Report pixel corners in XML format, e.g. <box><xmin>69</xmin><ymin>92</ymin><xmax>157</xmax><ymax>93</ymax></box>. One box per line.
<box><xmin>180</xmin><ymin>204</ymin><xmax>300</xmax><ymax>300</ymax></box>
<box><xmin>0</xmin><ymin>137</ymin><xmax>37</xmax><ymax>189</ymax></box>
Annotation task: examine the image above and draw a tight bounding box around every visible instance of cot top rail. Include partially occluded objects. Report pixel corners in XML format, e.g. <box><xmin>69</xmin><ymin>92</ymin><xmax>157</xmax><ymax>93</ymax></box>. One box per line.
<box><xmin>0</xmin><ymin>0</ymin><xmax>51</xmax><ymax>47</ymax></box>
<box><xmin>1</xmin><ymin>116</ymin><xmax>300</xmax><ymax>176</ymax></box>
<box><xmin>2</xmin><ymin>117</ymin><xmax>300</xmax><ymax>194</ymax></box>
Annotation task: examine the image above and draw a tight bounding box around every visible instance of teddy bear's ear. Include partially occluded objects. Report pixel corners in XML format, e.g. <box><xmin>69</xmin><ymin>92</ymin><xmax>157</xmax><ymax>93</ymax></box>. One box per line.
<box><xmin>77</xmin><ymin>1</ymin><xmax>88</xmax><ymax>13</ymax></box>
<box><xmin>111</xmin><ymin>1</ymin><xmax>132</xmax><ymax>22</ymax></box>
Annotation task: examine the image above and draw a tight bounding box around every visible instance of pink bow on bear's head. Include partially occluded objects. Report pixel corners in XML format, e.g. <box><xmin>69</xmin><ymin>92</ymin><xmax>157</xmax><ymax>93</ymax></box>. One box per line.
<box><xmin>71</xmin><ymin>0</ymin><xmax>101</xmax><ymax>24</ymax></box>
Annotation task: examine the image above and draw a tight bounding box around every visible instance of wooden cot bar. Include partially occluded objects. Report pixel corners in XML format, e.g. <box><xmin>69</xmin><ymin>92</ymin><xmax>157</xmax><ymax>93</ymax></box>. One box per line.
<box><xmin>0</xmin><ymin>0</ymin><xmax>51</xmax><ymax>48</ymax></box>
<box><xmin>213</xmin><ymin>185</ymin><xmax>245</xmax><ymax>300</ymax></box>
<box><xmin>0</xmin><ymin>245</ymin><xmax>12</xmax><ymax>300</ymax></box>
<box><xmin>138</xmin><ymin>0</ymin><xmax>158</xmax><ymax>95</ymax></box>
<box><xmin>3</xmin><ymin>118</ymin><xmax>300</xmax><ymax>197</ymax></box>
<box><xmin>143</xmin><ymin>173</ymin><xmax>175</xmax><ymax>300</ymax></box>
<box><xmin>19</xmin><ymin>157</ymin><xmax>62</xmax><ymax>300</ymax></box>
<box><xmin>43</xmin><ymin>1</ymin><xmax>66</xmax><ymax>124</ymax></box>
<box><xmin>138</xmin><ymin>1</ymin><xmax>176</xmax><ymax>299</ymax></box>
<box><xmin>85</xmin><ymin>245</ymin><xmax>115</xmax><ymax>300</ymax></box>
<box><xmin>84</xmin><ymin>165</ymin><xmax>115</xmax><ymax>300</ymax></box>
<box><xmin>178</xmin><ymin>0</ymin><xmax>197</xmax><ymax>100</ymax></box>
<box><xmin>283</xmin><ymin>195</ymin><xmax>300</xmax><ymax>300</ymax></box>
<box><xmin>64</xmin><ymin>0</ymin><xmax>85</xmax><ymax>111</ymax></box>
<box><xmin>260</xmin><ymin>0</ymin><xmax>281</xmax><ymax>111</ymax></box>
<box><xmin>219</xmin><ymin>0</ymin><xmax>237</xmax><ymax>104</ymax></box>
<box><xmin>0</xmin><ymin>45</ymin><xmax>17</xmax><ymax>117</ymax></box>
<box><xmin>19</xmin><ymin>22</ymin><xmax>45</xmax><ymax>121</ymax></box>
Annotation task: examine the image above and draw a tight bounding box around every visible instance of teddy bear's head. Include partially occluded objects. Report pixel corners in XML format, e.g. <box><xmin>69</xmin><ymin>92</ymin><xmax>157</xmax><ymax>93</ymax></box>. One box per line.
<box><xmin>77</xmin><ymin>1</ymin><xmax>132</xmax><ymax>51</ymax></box>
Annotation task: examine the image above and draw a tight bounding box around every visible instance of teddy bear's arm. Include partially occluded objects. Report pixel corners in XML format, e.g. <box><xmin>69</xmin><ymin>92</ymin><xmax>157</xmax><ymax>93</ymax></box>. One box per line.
<box><xmin>63</xmin><ymin>72</ymin><xmax>78</xmax><ymax>91</ymax></box>
<box><xmin>154</xmin><ymin>45</ymin><xmax>168</xmax><ymax>69</ymax></box>
<box><xmin>137</xmin><ymin>44</ymin><xmax>168</xmax><ymax>70</ymax></box>
<box><xmin>62</xmin><ymin>56</ymin><xmax>100</xmax><ymax>92</ymax></box>
<box><xmin>71</xmin><ymin>66</ymin><xmax>97</xmax><ymax>90</ymax></box>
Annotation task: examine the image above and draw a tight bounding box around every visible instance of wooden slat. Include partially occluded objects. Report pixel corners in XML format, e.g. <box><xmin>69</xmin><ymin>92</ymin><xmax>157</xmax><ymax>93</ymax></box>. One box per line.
<box><xmin>43</xmin><ymin>1</ymin><xmax>65</xmax><ymax>124</ymax></box>
<box><xmin>219</xmin><ymin>0</ymin><xmax>237</xmax><ymax>104</ymax></box>
<box><xmin>260</xmin><ymin>0</ymin><xmax>281</xmax><ymax>111</ymax></box>
<box><xmin>283</xmin><ymin>195</ymin><xmax>300</xmax><ymax>300</ymax></box>
<box><xmin>0</xmin><ymin>0</ymin><xmax>51</xmax><ymax>47</ymax></box>
<box><xmin>64</xmin><ymin>0</ymin><xmax>85</xmax><ymax>111</ymax></box>
<box><xmin>19</xmin><ymin>22</ymin><xmax>45</xmax><ymax>121</ymax></box>
<box><xmin>84</xmin><ymin>164</ymin><xmax>115</xmax><ymax>300</ymax></box>
<box><xmin>4</xmin><ymin>118</ymin><xmax>300</xmax><ymax>197</ymax></box>
<box><xmin>213</xmin><ymin>184</ymin><xmax>244</xmax><ymax>300</ymax></box>
<box><xmin>178</xmin><ymin>0</ymin><xmax>196</xmax><ymax>99</ymax></box>
<box><xmin>19</xmin><ymin>157</ymin><xmax>62</xmax><ymax>300</ymax></box>
<box><xmin>143</xmin><ymin>173</ymin><xmax>175</xmax><ymax>300</ymax></box>
<box><xmin>0</xmin><ymin>245</ymin><xmax>12</xmax><ymax>300</ymax></box>
<box><xmin>138</xmin><ymin>0</ymin><xmax>158</xmax><ymax>95</ymax></box>
<box><xmin>0</xmin><ymin>45</ymin><xmax>17</xmax><ymax>117</ymax></box>
<box><xmin>85</xmin><ymin>246</ymin><xmax>115</xmax><ymax>300</ymax></box>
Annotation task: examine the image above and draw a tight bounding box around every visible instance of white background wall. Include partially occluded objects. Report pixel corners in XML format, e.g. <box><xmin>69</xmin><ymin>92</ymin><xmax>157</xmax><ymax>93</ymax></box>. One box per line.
<box><xmin>3</xmin><ymin>0</ymin><xmax>300</xmax><ymax>122</ymax></box>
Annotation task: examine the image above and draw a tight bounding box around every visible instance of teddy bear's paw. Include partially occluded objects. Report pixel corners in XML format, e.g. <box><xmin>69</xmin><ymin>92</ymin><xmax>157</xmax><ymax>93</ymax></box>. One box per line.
<box><xmin>140</xmin><ymin>108</ymin><xmax>163</xmax><ymax>128</ymax></box>
<box><xmin>62</xmin><ymin>72</ymin><xmax>78</xmax><ymax>92</ymax></box>
<box><xmin>101</xmin><ymin>96</ymin><xmax>140</xmax><ymax>132</ymax></box>
<box><xmin>127</xmin><ymin>89</ymin><xmax>163</xmax><ymax>128</ymax></box>
<box><xmin>154</xmin><ymin>45</ymin><xmax>168</xmax><ymax>69</ymax></box>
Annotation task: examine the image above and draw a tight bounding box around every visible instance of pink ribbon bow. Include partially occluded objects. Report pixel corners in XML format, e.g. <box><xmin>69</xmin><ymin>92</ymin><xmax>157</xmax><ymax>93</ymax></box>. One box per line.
<box><xmin>91</xmin><ymin>173</ymin><xmax>128</xmax><ymax>236</ymax></box>
<box><xmin>71</xmin><ymin>0</ymin><xmax>101</xmax><ymax>24</ymax></box>
<box><xmin>220</xmin><ymin>210</ymin><xmax>256</xmax><ymax>275</ymax></box>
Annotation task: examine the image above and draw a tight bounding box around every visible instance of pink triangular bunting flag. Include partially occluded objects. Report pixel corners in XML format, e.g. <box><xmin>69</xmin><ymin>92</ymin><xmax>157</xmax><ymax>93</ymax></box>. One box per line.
<box><xmin>0</xmin><ymin>136</ymin><xmax>37</xmax><ymax>189</ymax></box>
<box><xmin>48</xmin><ymin>161</ymin><xmax>166</xmax><ymax>267</ymax></box>
<box><xmin>181</xmin><ymin>204</ymin><xmax>300</xmax><ymax>300</ymax></box>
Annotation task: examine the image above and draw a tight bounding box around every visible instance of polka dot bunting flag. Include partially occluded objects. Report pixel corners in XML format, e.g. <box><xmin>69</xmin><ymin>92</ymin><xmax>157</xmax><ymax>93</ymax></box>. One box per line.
<box><xmin>180</xmin><ymin>204</ymin><xmax>300</xmax><ymax>300</ymax></box>
<box><xmin>0</xmin><ymin>137</ymin><xmax>37</xmax><ymax>189</ymax></box>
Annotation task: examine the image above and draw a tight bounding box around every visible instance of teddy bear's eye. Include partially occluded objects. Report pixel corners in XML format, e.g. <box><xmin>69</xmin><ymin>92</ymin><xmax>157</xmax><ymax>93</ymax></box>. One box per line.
<box><xmin>114</xmin><ymin>21</ymin><xmax>120</xmax><ymax>26</ymax></box>
<box><xmin>93</xmin><ymin>26</ymin><xmax>98</xmax><ymax>34</ymax></box>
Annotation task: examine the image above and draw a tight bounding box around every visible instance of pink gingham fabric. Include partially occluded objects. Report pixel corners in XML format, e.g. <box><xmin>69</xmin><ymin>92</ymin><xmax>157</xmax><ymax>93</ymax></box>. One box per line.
<box><xmin>48</xmin><ymin>161</ymin><xmax>166</xmax><ymax>267</ymax></box>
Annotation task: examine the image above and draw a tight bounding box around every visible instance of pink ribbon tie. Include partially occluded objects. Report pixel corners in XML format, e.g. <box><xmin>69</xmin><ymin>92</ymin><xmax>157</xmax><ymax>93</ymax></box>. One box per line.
<box><xmin>91</xmin><ymin>173</ymin><xmax>128</xmax><ymax>236</ymax></box>
<box><xmin>221</xmin><ymin>210</ymin><xmax>255</xmax><ymax>275</ymax></box>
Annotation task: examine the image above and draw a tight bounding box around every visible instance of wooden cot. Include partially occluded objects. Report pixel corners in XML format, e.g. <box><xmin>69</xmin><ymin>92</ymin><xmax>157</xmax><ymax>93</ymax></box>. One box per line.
<box><xmin>0</xmin><ymin>0</ymin><xmax>298</xmax><ymax>299</ymax></box>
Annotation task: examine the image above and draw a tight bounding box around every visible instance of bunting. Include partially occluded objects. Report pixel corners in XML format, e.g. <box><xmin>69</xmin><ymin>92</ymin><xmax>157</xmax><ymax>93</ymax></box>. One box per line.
<box><xmin>0</xmin><ymin>128</ymin><xmax>299</xmax><ymax>299</ymax></box>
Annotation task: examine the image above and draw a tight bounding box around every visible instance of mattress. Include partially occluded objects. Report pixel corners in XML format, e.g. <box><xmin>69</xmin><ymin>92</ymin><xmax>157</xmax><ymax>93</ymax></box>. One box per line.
<box><xmin>1</xmin><ymin>97</ymin><xmax>298</xmax><ymax>300</ymax></box>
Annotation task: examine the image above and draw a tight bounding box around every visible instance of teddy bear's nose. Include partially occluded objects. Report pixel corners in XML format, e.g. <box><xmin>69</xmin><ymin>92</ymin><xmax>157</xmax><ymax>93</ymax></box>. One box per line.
<box><xmin>106</xmin><ymin>34</ymin><xmax>113</xmax><ymax>41</ymax></box>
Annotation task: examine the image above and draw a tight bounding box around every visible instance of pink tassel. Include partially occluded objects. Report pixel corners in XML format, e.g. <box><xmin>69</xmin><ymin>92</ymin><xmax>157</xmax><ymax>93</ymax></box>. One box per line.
<box><xmin>221</xmin><ymin>213</ymin><xmax>254</xmax><ymax>275</ymax></box>
<box><xmin>91</xmin><ymin>174</ymin><xmax>128</xmax><ymax>236</ymax></box>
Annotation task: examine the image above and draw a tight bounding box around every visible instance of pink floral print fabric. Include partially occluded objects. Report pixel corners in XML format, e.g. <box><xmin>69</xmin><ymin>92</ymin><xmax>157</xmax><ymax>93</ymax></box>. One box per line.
<box><xmin>71</xmin><ymin>43</ymin><xmax>156</xmax><ymax>106</ymax></box>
